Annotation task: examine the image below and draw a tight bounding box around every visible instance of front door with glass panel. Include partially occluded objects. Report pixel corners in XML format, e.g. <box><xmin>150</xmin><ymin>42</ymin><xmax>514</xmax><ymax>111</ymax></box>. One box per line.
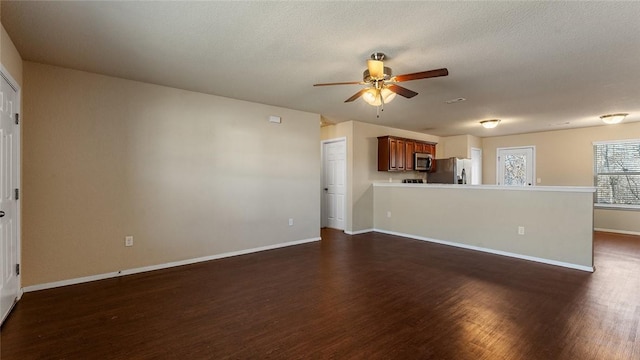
<box><xmin>497</xmin><ymin>146</ymin><xmax>535</xmax><ymax>186</ymax></box>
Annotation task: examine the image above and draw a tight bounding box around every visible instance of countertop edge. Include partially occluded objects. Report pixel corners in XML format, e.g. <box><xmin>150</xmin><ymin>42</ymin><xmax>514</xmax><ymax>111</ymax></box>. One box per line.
<box><xmin>372</xmin><ymin>183</ymin><xmax>596</xmax><ymax>193</ymax></box>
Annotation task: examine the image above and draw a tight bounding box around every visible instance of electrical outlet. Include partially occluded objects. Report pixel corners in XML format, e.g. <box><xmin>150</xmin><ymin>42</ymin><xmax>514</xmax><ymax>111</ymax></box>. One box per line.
<box><xmin>288</xmin><ymin>218</ymin><xmax>294</xmax><ymax>226</ymax></box>
<box><xmin>125</xmin><ymin>236</ymin><xmax>134</xmax><ymax>247</ymax></box>
<box><xmin>387</xmin><ymin>211</ymin><xmax>392</xmax><ymax>218</ymax></box>
<box><xmin>518</xmin><ymin>226</ymin><xmax>525</xmax><ymax>235</ymax></box>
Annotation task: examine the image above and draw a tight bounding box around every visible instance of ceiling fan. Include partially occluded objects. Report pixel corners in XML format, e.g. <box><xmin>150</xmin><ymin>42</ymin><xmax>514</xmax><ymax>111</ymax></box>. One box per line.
<box><xmin>314</xmin><ymin>52</ymin><xmax>449</xmax><ymax>117</ymax></box>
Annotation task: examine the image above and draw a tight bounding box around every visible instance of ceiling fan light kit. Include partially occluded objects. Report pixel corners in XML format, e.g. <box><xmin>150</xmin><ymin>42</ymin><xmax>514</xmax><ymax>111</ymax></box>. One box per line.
<box><xmin>600</xmin><ymin>113</ymin><xmax>628</xmax><ymax>124</ymax></box>
<box><xmin>363</xmin><ymin>88</ymin><xmax>396</xmax><ymax>106</ymax></box>
<box><xmin>313</xmin><ymin>52</ymin><xmax>449</xmax><ymax>117</ymax></box>
<box><xmin>480</xmin><ymin>119</ymin><xmax>501</xmax><ymax>128</ymax></box>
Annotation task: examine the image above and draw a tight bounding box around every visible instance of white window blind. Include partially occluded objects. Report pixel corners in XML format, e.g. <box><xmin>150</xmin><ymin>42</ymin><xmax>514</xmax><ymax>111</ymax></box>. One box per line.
<box><xmin>593</xmin><ymin>140</ymin><xmax>640</xmax><ymax>208</ymax></box>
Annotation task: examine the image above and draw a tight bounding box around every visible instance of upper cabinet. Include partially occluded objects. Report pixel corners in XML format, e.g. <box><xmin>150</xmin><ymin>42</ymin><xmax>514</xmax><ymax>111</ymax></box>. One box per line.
<box><xmin>378</xmin><ymin>136</ymin><xmax>437</xmax><ymax>172</ymax></box>
<box><xmin>405</xmin><ymin>141</ymin><xmax>415</xmax><ymax>170</ymax></box>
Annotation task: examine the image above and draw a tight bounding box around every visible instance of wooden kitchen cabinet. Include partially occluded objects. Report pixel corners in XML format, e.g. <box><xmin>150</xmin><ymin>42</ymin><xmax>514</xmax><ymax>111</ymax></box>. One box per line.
<box><xmin>378</xmin><ymin>136</ymin><xmax>436</xmax><ymax>172</ymax></box>
<box><xmin>424</xmin><ymin>143</ymin><xmax>436</xmax><ymax>156</ymax></box>
<box><xmin>389</xmin><ymin>138</ymin><xmax>397</xmax><ymax>169</ymax></box>
<box><xmin>396</xmin><ymin>139</ymin><xmax>405</xmax><ymax>170</ymax></box>
<box><xmin>379</xmin><ymin>136</ymin><xmax>400</xmax><ymax>171</ymax></box>
<box><xmin>423</xmin><ymin>143</ymin><xmax>437</xmax><ymax>171</ymax></box>
<box><xmin>405</xmin><ymin>141</ymin><xmax>415</xmax><ymax>170</ymax></box>
<box><xmin>415</xmin><ymin>142</ymin><xmax>436</xmax><ymax>157</ymax></box>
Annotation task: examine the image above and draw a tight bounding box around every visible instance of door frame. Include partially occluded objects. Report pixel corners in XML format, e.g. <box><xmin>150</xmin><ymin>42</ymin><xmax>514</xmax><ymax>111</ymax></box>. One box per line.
<box><xmin>0</xmin><ymin>64</ymin><xmax>22</xmax><ymax>325</ymax></box>
<box><xmin>320</xmin><ymin>137</ymin><xmax>347</xmax><ymax>230</ymax></box>
<box><xmin>496</xmin><ymin>145</ymin><xmax>536</xmax><ymax>186</ymax></box>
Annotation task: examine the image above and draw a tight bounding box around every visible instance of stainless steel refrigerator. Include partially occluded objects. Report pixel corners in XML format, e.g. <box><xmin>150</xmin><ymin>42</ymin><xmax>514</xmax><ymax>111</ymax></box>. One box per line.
<box><xmin>427</xmin><ymin>157</ymin><xmax>472</xmax><ymax>184</ymax></box>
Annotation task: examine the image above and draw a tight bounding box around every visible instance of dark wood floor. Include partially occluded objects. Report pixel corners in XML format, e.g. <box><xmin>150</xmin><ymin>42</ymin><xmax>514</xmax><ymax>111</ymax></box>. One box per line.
<box><xmin>2</xmin><ymin>230</ymin><xmax>639</xmax><ymax>359</ymax></box>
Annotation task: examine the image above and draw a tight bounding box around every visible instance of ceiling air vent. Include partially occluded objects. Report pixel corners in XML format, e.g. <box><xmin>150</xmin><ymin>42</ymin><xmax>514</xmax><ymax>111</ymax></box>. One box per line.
<box><xmin>445</xmin><ymin>97</ymin><xmax>466</xmax><ymax>104</ymax></box>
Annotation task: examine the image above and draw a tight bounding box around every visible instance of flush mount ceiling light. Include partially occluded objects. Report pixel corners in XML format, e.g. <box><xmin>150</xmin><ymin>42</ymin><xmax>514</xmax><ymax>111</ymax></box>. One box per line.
<box><xmin>480</xmin><ymin>119</ymin><xmax>501</xmax><ymax>129</ymax></box>
<box><xmin>600</xmin><ymin>113</ymin><xmax>628</xmax><ymax>124</ymax></box>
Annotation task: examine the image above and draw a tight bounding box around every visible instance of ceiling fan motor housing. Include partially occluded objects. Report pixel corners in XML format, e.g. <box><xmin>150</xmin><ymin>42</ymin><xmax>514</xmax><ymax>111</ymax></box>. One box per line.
<box><xmin>363</xmin><ymin>67</ymin><xmax>393</xmax><ymax>82</ymax></box>
<box><xmin>370</xmin><ymin>52</ymin><xmax>386</xmax><ymax>61</ymax></box>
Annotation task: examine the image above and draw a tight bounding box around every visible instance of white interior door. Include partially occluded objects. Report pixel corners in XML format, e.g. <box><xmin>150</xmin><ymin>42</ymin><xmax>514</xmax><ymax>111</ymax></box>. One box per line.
<box><xmin>322</xmin><ymin>139</ymin><xmax>346</xmax><ymax>230</ymax></box>
<box><xmin>0</xmin><ymin>69</ymin><xmax>20</xmax><ymax>325</ymax></box>
<box><xmin>497</xmin><ymin>146</ymin><xmax>535</xmax><ymax>186</ymax></box>
<box><xmin>471</xmin><ymin>147</ymin><xmax>482</xmax><ymax>185</ymax></box>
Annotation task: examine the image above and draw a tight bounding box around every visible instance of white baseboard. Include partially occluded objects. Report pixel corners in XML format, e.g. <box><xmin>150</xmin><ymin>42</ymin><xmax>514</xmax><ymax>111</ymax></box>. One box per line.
<box><xmin>23</xmin><ymin>236</ymin><xmax>321</xmax><ymax>293</ymax></box>
<box><xmin>24</xmin><ymin>272</ymin><xmax>121</xmax><ymax>293</ymax></box>
<box><xmin>594</xmin><ymin>228</ymin><xmax>640</xmax><ymax>236</ymax></box>
<box><xmin>344</xmin><ymin>228</ymin><xmax>374</xmax><ymax>235</ymax></box>
<box><xmin>373</xmin><ymin>229</ymin><xmax>594</xmax><ymax>272</ymax></box>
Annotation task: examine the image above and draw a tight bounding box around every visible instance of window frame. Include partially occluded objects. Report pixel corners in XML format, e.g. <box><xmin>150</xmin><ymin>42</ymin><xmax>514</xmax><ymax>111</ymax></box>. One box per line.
<box><xmin>593</xmin><ymin>139</ymin><xmax>640</xmax><ymax>210</ymax></box>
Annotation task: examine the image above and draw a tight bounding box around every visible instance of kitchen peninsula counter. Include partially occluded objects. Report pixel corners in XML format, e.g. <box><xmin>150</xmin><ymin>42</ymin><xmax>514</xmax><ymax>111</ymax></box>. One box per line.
<box><xmin>372</xmin><ymin>182</ymin><xmax>596</xmax><ymax>271</ymax></box>
<box><xmin>374</xmin><ymin>182</ymin><xmax>596</xmax><ymax>192</ymax></box>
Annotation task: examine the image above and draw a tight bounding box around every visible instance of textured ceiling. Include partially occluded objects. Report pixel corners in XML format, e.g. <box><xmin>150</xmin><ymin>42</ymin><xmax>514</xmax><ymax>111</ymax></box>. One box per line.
<box><xmin>2</xmin><ymin>1</ymin><xmax>640</xmax><ymax>137</ymax></box>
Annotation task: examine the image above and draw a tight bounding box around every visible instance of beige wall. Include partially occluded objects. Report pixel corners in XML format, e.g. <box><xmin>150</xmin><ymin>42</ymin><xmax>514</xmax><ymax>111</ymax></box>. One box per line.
<box><xmin>440</xmin><ymin>135</ymin><xmax>467</xmax><ymax>158</ymax></box>
<box><xmin>469</xmin><ymin>135</ymin><xmax>482</xmax><ymax>153</ymax></box>
<box><xmin>23</xmin><ymin>62</ymin><xmax>321</xmax><ymax>286</ymax></box>
<box><xmin>320</xmin><ymin>121</ymin><xmax>350</xmax><ymax>141</ymax></box>
<box><xmin>352</xmin><ymin>121</ymin><xmax>438</xmax><ymax>232</ymax></box>
<box><xmin>482</xmin><ymin>123</ymin><xmax>640</xmax><ymax>233</ymax></box>
<box><xmin>1</xmin><ymin>22</ymin><xmax>23</xmax><ymax>86</ymax></box>
<box><xmin>440</xmin><ymin>134</ymin><xmax>482</xmax><ymax>159</ymax></box>
<box><xmin>374</xmin><ymin>185</ymin><xmax>594</xmax><ymax>269</ymax></box>
<box><xmin>322</xmin><ymin>121</ymin><xmax>439</xmax><ymax>232</ymax></box>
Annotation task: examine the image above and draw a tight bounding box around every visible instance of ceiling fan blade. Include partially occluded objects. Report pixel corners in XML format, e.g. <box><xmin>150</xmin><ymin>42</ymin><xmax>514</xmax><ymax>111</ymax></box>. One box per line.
<box><xmin>313</xmin><ymin>81</ymin><xmax>362</xmax><ymax>86</ymax></box>
<box><xmin>393</xmin><ymin>68</ymin><xmax>449</xmax><ymax>82</ymax></box>
<box><xmin>345</xmin><ymin>88</ymin><xmax>368</xmax><ymax>102</ymax></box>
<box><xmin>387</xmin><ymin>84</ymin><xmax>418</xmax><ymax>98</ymax></box>
<box><xmin>367</xmin><ymin>59</ymin><xmax>384</xmax><ymax>79</ymax></box>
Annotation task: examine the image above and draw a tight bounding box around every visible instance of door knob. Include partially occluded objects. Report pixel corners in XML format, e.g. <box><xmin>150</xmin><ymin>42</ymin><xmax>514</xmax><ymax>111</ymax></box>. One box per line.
<box><xmin>324</xmin><ymin>188</ymin><xmax>328</xmax><ymax>191</ymax></box>
<box><xmin>0</xmin><ymin>211</ymin><xmax>5</xmax><ymax>217</ymax></box>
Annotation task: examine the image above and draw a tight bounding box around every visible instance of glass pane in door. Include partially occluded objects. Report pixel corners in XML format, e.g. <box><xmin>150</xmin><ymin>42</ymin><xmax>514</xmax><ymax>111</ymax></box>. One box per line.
<box><xmin>503</xmin><ymin>154</ymin><xmax>527</xmax><ymax>185</ymax></box>
<box><xmin>497</xmin><ymin>146</ymin><xmax>535</xmax><ymax>186</ymax></box>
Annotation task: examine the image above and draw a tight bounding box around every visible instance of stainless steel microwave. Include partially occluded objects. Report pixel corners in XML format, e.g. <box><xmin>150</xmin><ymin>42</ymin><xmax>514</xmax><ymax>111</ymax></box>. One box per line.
<box><xmin>414</xmin><ymin>153</ymin><xmax>433</xmax><ymax>171</ymax></box>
